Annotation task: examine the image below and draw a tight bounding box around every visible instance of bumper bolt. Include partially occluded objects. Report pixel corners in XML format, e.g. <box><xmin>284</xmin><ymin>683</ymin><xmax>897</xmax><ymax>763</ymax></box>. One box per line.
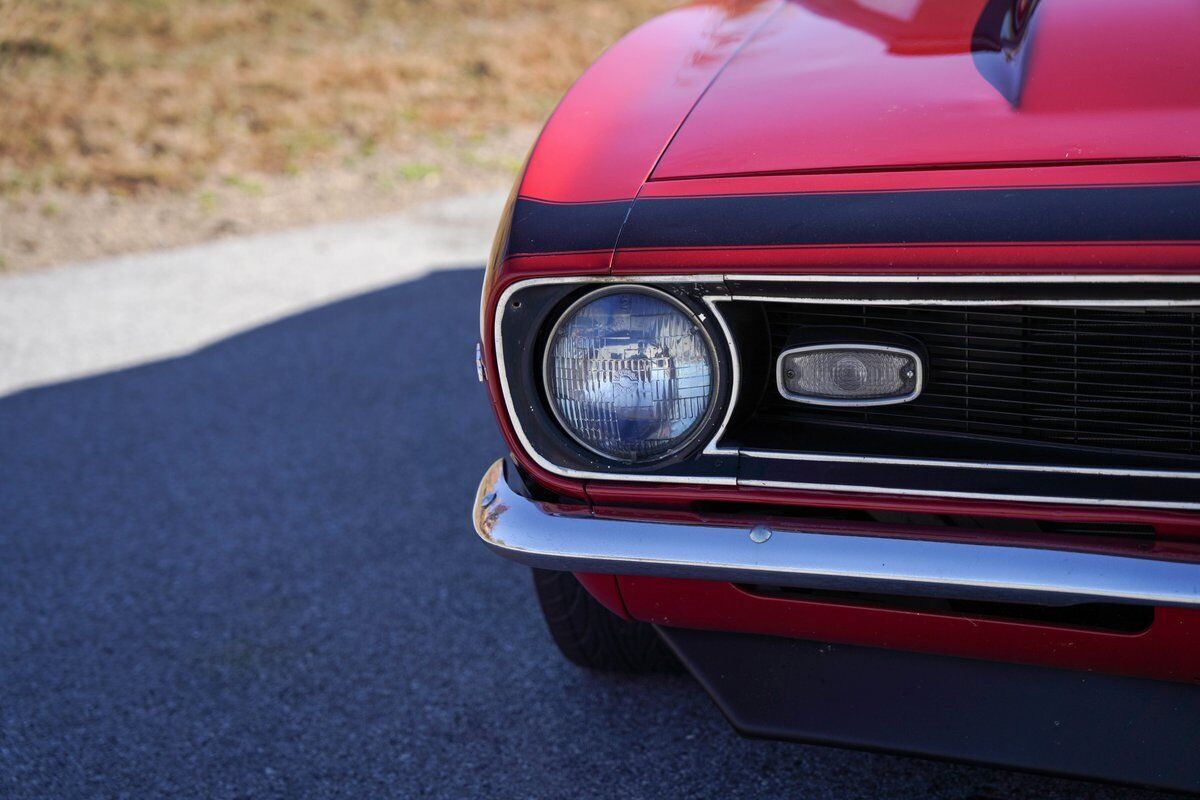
<box><xmin>749</xmin><ymin>525</ymin><xmax>772</xmax><ymax>543</ymax></box>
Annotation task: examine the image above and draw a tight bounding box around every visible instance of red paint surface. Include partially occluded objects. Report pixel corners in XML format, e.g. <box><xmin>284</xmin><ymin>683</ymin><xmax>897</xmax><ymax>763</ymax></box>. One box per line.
<box><xmin>518</xmin><ymin>0</ymin><xmax>781</xmax><ymax>203</ymax></box>
<box><xmin>653</xmin><ymin>0</ymin><xmax>1200</xmax><ymax>180</ymax></box>
<box><xmin>619</xmin><ymin>576</ymin><xmax>1200</xmax><ymax>683</ymax></box>
<box><xmin>586</xmin><ymin>481</ymin><xmax>1200</xmax><ymax>539</ymax></box>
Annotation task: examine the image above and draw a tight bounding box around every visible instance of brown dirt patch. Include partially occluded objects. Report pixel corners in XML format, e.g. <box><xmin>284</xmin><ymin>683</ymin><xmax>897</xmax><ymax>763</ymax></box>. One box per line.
<box><xmin>0</xmin><ymin>0</ymin><xmax>678</xmax><ymax>269</ymax></box>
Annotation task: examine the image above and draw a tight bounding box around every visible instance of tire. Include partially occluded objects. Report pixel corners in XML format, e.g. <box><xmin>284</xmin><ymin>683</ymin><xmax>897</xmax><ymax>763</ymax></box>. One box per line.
<box><xmin>531</xmin><ymin>568</ymin><xmax>682</xmax><ymax>673</ymax></box>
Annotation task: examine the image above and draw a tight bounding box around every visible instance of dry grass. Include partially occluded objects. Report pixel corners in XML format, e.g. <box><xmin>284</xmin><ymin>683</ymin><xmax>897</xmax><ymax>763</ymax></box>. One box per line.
<box><xmin>0</xmin><ymin>0</ymin><xmax>678</xmax><ymax>194</ymax></box>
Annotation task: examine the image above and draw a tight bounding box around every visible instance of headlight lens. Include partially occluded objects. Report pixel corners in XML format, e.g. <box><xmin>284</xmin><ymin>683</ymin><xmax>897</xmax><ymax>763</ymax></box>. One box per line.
<box><xmin>544</xmin><ymin>288</ymin><xmax>717</xmax><ymax>462</ymax></box>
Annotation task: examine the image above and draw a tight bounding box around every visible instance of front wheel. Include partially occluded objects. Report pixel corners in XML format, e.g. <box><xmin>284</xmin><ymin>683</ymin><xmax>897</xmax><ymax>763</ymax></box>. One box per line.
<box><xmin>531</xmin><ymin>568</ymin><xmax>681</xmax><ymax>673</ymax></box>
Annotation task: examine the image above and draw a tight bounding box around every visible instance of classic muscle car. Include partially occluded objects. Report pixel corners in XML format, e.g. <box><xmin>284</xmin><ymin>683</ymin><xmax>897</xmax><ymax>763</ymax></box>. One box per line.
<box><xmin>472</xmin><ymin>0</ymin><xmax>1200</xmax><ymax>790</ymax></box>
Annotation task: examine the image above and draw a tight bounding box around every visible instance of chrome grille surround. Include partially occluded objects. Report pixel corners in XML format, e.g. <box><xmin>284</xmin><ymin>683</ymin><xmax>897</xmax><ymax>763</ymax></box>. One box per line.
<box><xmin>492</xmin><ymin>274</ymin><xmax>1200</xmax><ymax>509</ymax></box>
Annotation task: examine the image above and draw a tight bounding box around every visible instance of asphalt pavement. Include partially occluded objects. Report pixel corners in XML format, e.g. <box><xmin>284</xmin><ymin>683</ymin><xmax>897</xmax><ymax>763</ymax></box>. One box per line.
<box><xmin>0</xmin><ymin>207</ymin><xmax>1177</xmax><ymax>798</ymax></box>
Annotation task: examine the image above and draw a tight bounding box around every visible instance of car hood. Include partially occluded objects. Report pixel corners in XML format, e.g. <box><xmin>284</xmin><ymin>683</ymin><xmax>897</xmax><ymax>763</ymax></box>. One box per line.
<box><xmin>652</xmin><ymin>0</ymin><xmax>1200</xmax><ymax>180</ymax></box>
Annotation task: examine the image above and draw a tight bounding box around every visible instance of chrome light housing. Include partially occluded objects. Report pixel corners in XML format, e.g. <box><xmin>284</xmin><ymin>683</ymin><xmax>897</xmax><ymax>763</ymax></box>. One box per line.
<box><xmin>543</xmin><ymin>287</ymin><xmax>718</xmax><ymax>462</ymax></box>
<box><xmin>777</xmin><ymin>343</ymin><xmax>923</xmax><ymax>406</ymax></box>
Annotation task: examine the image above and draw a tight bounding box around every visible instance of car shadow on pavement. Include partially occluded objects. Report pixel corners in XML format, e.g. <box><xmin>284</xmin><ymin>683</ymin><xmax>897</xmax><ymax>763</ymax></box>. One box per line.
<box><xmin>0</xmin><ymin>266</ymin><xmax>1171</xmax><ymax>800</ymax></box>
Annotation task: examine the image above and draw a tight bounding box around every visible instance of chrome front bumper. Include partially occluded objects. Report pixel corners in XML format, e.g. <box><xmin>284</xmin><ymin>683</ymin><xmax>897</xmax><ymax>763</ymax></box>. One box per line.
<box><xmin>473</xmin><ymin>460</ymin><xmax>1200</xmax><ymax>608</ymax></box>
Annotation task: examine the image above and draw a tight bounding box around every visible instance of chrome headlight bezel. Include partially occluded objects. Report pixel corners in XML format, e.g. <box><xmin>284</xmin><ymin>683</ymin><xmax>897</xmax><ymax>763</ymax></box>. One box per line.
<box><xmin>540</xmin><ymin>285</ymin><xmax>724</xmax><ymax>465</ymax></box>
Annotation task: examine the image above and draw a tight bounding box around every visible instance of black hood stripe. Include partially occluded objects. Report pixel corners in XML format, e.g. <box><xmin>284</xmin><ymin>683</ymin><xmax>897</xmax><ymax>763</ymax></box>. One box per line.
<box><xmin>508</xmin><ymin>198</ymin><xmax>631</xmax><ymax>258</ymax></box>
<box><xmin>506</xmin><ymin>183</ymin><xmax>1200</xmax><ymax>256</ymax></box>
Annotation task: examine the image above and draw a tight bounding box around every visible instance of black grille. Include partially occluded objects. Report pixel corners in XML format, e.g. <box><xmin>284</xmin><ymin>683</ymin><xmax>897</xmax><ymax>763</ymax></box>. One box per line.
<box><xmin>761</xmin><ymin>303</ymin><xmax>1200</xmax><ymax>456</ymax></box>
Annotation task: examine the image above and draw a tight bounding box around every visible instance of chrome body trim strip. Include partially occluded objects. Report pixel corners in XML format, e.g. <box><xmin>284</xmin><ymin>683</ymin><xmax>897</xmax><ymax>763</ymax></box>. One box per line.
<box><xmin>740</xmin><ymin>449</ymin><xmax>1200</xmax><ymax>480</ymax></box>
<box><xmin>473</xmin><ymin>460</ymin><xmax>1200</xmax><ymax>606</ymax></box>
<box><xmin>701</xmin><ymin>295</ymin><xmax>740</xmax><ymax>456</ymax></box>
<box><xmin>740</xmin><ymin>479</ymin><xmax>1200</xmax><ymax>511</ymax></box>
<box><xmin>731</xmin><ymin>296</ymin><xmax>1200</xmax><ymax>307</ymax></box>
<box><xmin>729</xmin><ymin>274</ymin><xmax>1200</xmax><ymax>283</ymax></box>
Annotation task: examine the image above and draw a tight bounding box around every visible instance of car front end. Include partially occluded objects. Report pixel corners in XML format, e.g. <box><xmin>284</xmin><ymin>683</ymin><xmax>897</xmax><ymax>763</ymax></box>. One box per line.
<box><xmin>472</xmin><ymin>0</ymin><xmax>1200</xmax><ymax>791</ymax></box>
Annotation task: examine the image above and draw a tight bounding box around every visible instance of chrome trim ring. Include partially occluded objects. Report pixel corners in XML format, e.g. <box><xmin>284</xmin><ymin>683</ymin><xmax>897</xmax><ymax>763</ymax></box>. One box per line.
<box><xmin>493</xmin><ymin>275</ymin><xmax>737</xmax><ymax>485</ymax></box>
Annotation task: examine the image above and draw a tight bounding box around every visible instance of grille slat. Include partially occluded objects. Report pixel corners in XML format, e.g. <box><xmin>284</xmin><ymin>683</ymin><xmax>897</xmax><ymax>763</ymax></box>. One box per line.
<box><xmin>777</xmin><ymin>307</ymin><xmax>1200</xmax><ymax>331</ymax></box>
<box><xmin>933</xmin><ymin>376</ymin><xmax>1194</xmax><ymax>397</ymax></box>
<box><xmin>933</xmin><ymin>358</ymin><xmax>1198</xmax><ymax>385</ymax></box>
<box><xmin>864</xmin><ymin>400</ymin><xmax>1200</xmax><ymax>431</ymax></box>
<box><xmin>923</xmin><ymin>385</ymin><xmax>1196</xmax><ymax>406</ymax></box>
<box><xmin>762</xmin><ymin>303</ymin><xmax>1200</xmax><ymax>456</ymax></box>
<box><xmin>777</xmin><ymin>318</ymin><xmax>1198</xmax><ymax>356</ymax></box>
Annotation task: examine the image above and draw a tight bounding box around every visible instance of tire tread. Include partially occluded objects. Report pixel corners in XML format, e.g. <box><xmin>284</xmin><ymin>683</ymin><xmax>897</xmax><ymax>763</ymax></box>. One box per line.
<box><xmin>531</xmin><ymin>568</ymin><xmax>680</xmax><ymax>673</ymax></box>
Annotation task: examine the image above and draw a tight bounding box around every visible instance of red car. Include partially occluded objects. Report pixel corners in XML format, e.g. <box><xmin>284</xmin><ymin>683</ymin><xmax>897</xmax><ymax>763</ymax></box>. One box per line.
<box><xmin>472</xmin><ymin>0</ymin><xmax>1200</xmax><ymax>791</ymax></box>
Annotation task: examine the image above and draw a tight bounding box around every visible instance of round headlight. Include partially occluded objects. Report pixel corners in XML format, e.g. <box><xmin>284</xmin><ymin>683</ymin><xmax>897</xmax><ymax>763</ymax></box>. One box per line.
<box><xmin>544</xmin><ymin>287</ymin><xmax>717</xmax><ymax>462</ymax></box>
